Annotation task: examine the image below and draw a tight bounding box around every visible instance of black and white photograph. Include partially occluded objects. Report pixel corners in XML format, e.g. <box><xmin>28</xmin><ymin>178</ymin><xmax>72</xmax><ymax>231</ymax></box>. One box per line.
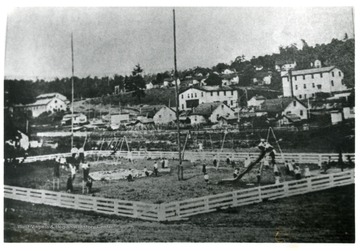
<box><xmin>2</xmin><ymin>3</ymin><xmax>356</xmax><ymax>243</ymax></box>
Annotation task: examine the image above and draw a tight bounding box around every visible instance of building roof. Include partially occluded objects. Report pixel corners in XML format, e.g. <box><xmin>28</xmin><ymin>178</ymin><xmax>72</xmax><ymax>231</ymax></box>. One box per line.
<box><xmin>283</xmin><ymin>114</ymin><xmax>302</xmax><ymax>123</ymax></box>
<box><xmin>282</xmin><ymin>66</ymin><xmax>337</xmax><ymax>77</ymax></box>
<box><xmin>250</xmin><ymin>95</ymin><xmax>266</xmax><ymax>101</ymax></box>
<box><xmin>179</xmin><ymin>85</ymin><xmax>236</xmax><ymax>94</ymax></box>
<box><xmin>257</xmin><ymin>97</ymin><xmax>307</xmax><ymax>113</ymax></box>
<box><xmin>36</xmin><ymin>92</ymin><xmax>67</xmax><ymax>100</ymax></box>
<box><xmin>139</xmin><ymin>105</ymin><xmax>173</xmax><ymax>117</ymax></box>
<box><xmin>191</xmin><ymin>102</ymin><xmax>225</xmax><ymax>116</ymax></box>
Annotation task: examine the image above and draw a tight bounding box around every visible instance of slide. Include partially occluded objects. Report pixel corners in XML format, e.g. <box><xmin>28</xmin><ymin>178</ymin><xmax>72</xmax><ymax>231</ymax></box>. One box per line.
<box><xmin>218</xmin><ymin>150</ymin><xmax>267</xmax><ymax>184</ymax></box>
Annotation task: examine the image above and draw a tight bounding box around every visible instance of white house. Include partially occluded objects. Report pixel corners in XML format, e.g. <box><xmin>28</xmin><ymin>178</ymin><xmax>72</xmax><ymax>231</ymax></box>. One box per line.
<box><xmin>61</xmin><ymin>113</ymin><xmax>87</xmax><ymax>125</ymax></box>
<box><xmin>110</xmin><ymin>113</ymin><xmax>130</xmax><ymax>129</ymax></box>
<box><xmin>179</xmin><ymin>86</ymin><xmax>238</xmax><ymax>111</ymax></box>
<box><xmin>189</xmin><ymin>102</ymin><xmax>235</xmax><ymax>125</ymax></box>
<box><xmin>247</xmin><ymin>95</ymin><xmax>266</xmax><ymax>108</ymax></box>
<box><xmin>275</xmin><ymin>60</ymin><xmax>297</xmax><ymax>72</ymax></box>
<box><xmin>222</xmin><ymin>69</ymin><xmax>235</xmax><ymax>75</ymax></box>
<box><xmin>163</xmin><ymin>78</ymin><xmax>180</xmax><ymax>87</ymax></box>
<box><xmin>253</xmin><ymin>71</ymin><xmax>272</xmax><ymax>85</ymax></box>
<box><xmin>146</xmin><ymin>82</ymin><xmax>154</xmax><ymax>90</ymax></box>
<box><xmin>138</xmin><ymin>105</ymin><xmax>176</xmax><ymax>125</ymax></box>
<box><xmin>14</xmin><ymin>93</ymin><xmax>69</xmax><ymax>117</ymax></box>
<box><xmin>221</xmin><ymin>74</ymin><xmax>239</xmax><ymax>86</ymax></box>
<box><xmin>282</xmin><ymin>66</ymin><xmax>347</xmax><ymax>100</ymax></box>
<box><xmin>256</xmin><ymin>97</ymin><xmax>308</xmax><ymax>121</ymax></box>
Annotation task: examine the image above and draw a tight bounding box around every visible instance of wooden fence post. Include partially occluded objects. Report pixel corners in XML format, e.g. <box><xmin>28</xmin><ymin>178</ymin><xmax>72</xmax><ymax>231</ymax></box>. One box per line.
<box><xmin>158</xmin><ymin>204</ymin><xmax>166</xmax><ymax>221</ymax></box>
<box><xmin>283</xmin><ymin>182</ymin><xmax>289</xmax><ymax>197</ymax></box>
<box><xmin>232</xmin><ymin>192</ymin><xmax>237</xmax><ymax>207</ymax></box>
<box><xmin>204</xmin><ymin>198</ymin><xmax>210</xmax><ymax>211</ymax></box>
<box><xmin>306</xmin><ymin>178</ymin><xmax>312</xmax><ymax>191</ymax></box>
<box><xmin>329</xmin><ymin>173</ymin><xmax>334</xmax><ymax>187</ymax></box>
<box><xmin>258</xmin><ymin>186</ymin><xmax>262</xmax><ymax>202</ymax></box>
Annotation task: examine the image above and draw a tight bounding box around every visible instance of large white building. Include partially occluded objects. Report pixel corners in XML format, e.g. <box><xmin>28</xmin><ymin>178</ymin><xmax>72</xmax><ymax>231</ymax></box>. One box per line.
<box><xmin>14</xmin><ymin>92</ymin><xmax>69</xmax><ymax>117</ymax></box>
<box><xmin>281</xmin><ymin>66</ymin><xmax>347</xmax><ymax>100</ymax></box>
<box><xmin>179</xmin><ymin>86</ymin><xmax>238</xmax><ymax>111</ymax></box>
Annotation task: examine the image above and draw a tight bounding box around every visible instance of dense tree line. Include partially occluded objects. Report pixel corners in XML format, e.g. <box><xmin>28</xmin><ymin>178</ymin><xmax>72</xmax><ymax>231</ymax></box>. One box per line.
<box><xmin>4</xmin><ymin>37</ymin><xmax>354</xmax><ymax>106</ymax></box>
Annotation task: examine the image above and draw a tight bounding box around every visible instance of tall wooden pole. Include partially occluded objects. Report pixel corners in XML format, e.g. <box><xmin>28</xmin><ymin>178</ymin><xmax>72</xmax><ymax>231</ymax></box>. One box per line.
<box><xmin>71</xmin><ymin>33</ymin><xmax>75</xmax><ymax>149</ymax></box>
<box><xmin>173</xmin><ymin>9</ymin><xmax>183</xmax><ymax>180</ymax></box>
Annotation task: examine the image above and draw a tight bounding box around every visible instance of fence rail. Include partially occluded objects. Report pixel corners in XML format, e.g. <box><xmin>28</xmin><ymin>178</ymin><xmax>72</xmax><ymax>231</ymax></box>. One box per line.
<box><xmin>4</xmin><ymin>170</ymin><xmax>354</xmax><ymax>222</ymax></box>
<box><xmin>18</xmin><ymin>150</ymin><xmax>355</xmax><ymax>164</ymax></box>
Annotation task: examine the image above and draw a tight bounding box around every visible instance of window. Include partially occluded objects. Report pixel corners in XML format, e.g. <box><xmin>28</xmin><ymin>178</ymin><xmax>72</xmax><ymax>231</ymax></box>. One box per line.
<box><xmin>195</xmin><ymin>116</ymin><xmax>197</xmax><ymax>122</ymax></box>
<box><xmin>170</xmin><ymin>114</ymin><xmax>172</xmax><ymax>117</ymax></box>
<box><xmin>181</xmin><ymin>94</ymin><xmax>183</xmax><ymax>99</ymax></box>
<box><xmin>312</xmin><ymin>94</ymin><xmax>315</xmax><ymax>97</ymax></box>
<box><xmin>201</xmin><ymin>92</ymin><xmax>203</xmax><ymax>97</ymax></box>
<box><xmin>211</xmin><ymin>92</ymin><xmax>213</xmax><ymax>96</ymax></box>
<box><xmin>300</xmin><ymin>110</ymin><xmax>303</xmax><ymax>116</ymax></box>
<box><xmin>312</xmin><ymin>83</ymin><xmax>315</xmax><ymax>88</ymax></box>
<box><xmin>304</xmin><ymin>94</ymin><xmax>307</xmax><ymax>99</ymax></box>
<box><xmin>293</xmin><ymin>101</ymin><xmax>296</xmax><ymax>107</ymax></box>
<box><xmin>231</xmin><ymin>91</ymin><xmax>234</xmax><ymax>95</ymax></box>
<box><xmin>181</xmin><ymin>104</ymin><xmax>184</xmax><ymax>109</ymax></box>
<box><xmin>217</xmin><ymin>91</ymin><xmax>220</xmax><ymax>96</ymax></box>
<box><xmin>320</xmin><ymin>73</ymin><xmax>323</xmax><ymax>78</ymax></box>
<box><xmin>303</xmin><ymin>84</ymin><xmax>306</xmax><ymax>89</ymax></box>
<box><xmin>217</xmin><ymin>114</ymin><xmax>220</xmax><ymax>119</ymax></box>
<box><xmin>224</xmin><ymin>91</ymin><xmax>226</xmax><ymax>96</ymax></box>
<box><xmin>294</xmin><ymin>76</ymin><xmax>297</xmax><ymax>81</ymax></box>
<box><xmin>191</xmin><ymin>93</ymin><xmax>193</xmax><ymax>98</ymax></box>
<box><xmin>311</xmin><ymin>74</ymin><xmax>314</xmax><ymax>79</ymax></box>
<box><xmin>303</xmin><ymin>75</ymin><xmax>305</xmax><ymax>80</ymax></box>
<box><xmin>331</xmin><ymin>80</ymin><xmax>334</xmax><ymax>86</ymax></box>
<box><xmin>332</xmin><ymin>72</ymin><xmax>335</xmax><ymax>77</ymax></box>
<box><xmin>230</xmin><ymin>100</ymin><xmax>233</xmax><ymax>106</ymax></box>
<box><xmin>55</xmin><ymin>100</ymin><xmax>58</xmax><ymax>103</ymax></box>
<box><xmin>188</xmin><ymin>94</ymin><xmax>190</xmax><ymax>98</ymax></box>
<box><xmin>339</xmin><ymin>71</ymin><xmax>341</xmax><ymax>76</ymax></box>
<box><xmin>295</xmin><ymin>85</ymin><xmax>298</xmax><ymax>90</ymax></box>
<box><xmin>158</xmin><ymin>115</ymin><xmax>162</xmax><ymax>118</ymax></box>
<box><xmin>299</xmin><ymin>95</ymin><xmax>302</xmax><ymax>99</ymax></box>
<box><xmin>195</xmin><ymin>93</ymin><xmax>197</xmax><ymax>98</ymax></box>
<box><xmin>317</xmin><ymin>85</ymin><xmax>322</xmax><ymax>90</ymax></box>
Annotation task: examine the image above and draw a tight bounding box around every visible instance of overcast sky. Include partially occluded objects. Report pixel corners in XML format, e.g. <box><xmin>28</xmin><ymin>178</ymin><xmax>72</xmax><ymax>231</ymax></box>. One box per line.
<box><xmin>4</xmin><ymin>7</ymin><xmax>354</xmax><ymax>80</ymax></box>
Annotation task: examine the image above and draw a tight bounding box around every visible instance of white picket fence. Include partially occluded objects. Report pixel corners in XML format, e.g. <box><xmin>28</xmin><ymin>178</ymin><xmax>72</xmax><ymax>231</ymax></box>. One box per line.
<box><xmin>18</xmin><ymin>150</ymin><xmax>355</xmax><ymax>164</ymax></box>
<box><xmin>4</xmin><ymin>185</ymin><xmax>160</xmax><ymax>221</ymax></box>
<box><xmin>4</xmin><ymin>170</ymin><xmax>354</xmax><ymax>222</ymax></box>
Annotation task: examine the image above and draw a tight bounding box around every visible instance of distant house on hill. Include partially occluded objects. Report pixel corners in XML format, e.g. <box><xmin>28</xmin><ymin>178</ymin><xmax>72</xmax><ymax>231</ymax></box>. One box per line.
<box><xmin>221</xmin><ymin>73</ymin><xmax>239</xmax><ymax>86</ymax></box>
<box><xmin>256</xmin><ymin>97</ymin><xmax>308</xmax><ymax>122</ymax></box>
<box><xmin>146</xmin><ymin>82</ymin><xmax>154</xmax><ymax>90</ymax></box>
<box><xmin>138</xmin><ymin>105</ymin><xmax>176</xmax><ymax>125</ymax></box>
<box><xmin>163</xmin><ymin>78</ymin><xmax>180</xmax><ymax>87</ymax></box>
<box><xmin>253</xmin><ymin>71</ymin><xmax>272</xmax><ymax>85</ymax></box>
<box><xmin>247</xmin><ymin>95</ymin><xmax>266</xmax><ymax>108</ymax></box>
<box><xmin>189</xmin><ymin>102</ymin><xmax>235</xmax><ymax>125</ymax></box>
<box><xmin>275</xmin><ymin>59</ymin><xmax>297</xmax><ymax>72</ymax></box>
<box><xmin>14</xmin><ymin>92</ymin><xmax>69</xmax><ymax>117</ymax></box>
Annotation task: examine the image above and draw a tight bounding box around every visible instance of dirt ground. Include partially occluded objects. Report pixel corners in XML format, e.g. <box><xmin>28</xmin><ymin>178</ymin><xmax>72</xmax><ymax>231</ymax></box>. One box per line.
<box><xmin>3</xmin><ymin>156</ymin><xmax>333</xmax><ymax>203</ymax></box>
<box><xmin>4</xmin><ymin>184</ymin><xmax>354</xmax><ymax>242</ymax></box>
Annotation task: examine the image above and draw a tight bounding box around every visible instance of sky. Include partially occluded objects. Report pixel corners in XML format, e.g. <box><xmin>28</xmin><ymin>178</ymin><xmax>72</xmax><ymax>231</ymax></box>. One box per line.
<box><xmin>4</xmin><ymin>7</ymin><xmax>354</xmax><ymax>80</ymax></box>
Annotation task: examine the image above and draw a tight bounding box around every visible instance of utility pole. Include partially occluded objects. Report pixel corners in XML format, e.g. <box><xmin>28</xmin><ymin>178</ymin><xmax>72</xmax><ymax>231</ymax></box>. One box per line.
<box><xmin>71</xmin><ymin>33</ymin><xmax>75</xmax><ymax>149</ymax></box>
<box><xmin>173</xmin><ymin>9</ymin><xmax>183</xmax><ymax>180</ymax></box>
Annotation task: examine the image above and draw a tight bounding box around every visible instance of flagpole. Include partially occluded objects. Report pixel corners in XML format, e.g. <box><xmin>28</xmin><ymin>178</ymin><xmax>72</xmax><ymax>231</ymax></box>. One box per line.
<box><xmin>173</xmin><ymin>9</ymin><xmax>183</xmax><ymax>180</ymax></box>
<box><xmin>71</xmin><ymin>33</ymin><xmax>75</xmax><ymax>149</ymax></box>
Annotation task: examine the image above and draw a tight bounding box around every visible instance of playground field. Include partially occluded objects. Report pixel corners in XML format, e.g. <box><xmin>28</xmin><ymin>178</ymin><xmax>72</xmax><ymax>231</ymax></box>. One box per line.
<box><xmin>4</xmin><ymin>155</ymin><xmax>336</xmax><ymax>203</ymax></box>
<box><xmin>4</xmin><ymin>184</ymin><xmax>355</xmax><ymax>242</ymax></box>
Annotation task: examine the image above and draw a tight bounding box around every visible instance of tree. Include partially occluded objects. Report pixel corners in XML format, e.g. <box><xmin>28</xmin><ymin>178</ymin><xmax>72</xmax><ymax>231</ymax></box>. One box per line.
<box><xmin>125</xmin><ymin>64</ymin><xmax>146</xmax><ymax>102</ymax></box>
<box><xmin>205</xmin><ymin>73</ymin><xmax>222</xmax><ymax>86</ymax></box>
